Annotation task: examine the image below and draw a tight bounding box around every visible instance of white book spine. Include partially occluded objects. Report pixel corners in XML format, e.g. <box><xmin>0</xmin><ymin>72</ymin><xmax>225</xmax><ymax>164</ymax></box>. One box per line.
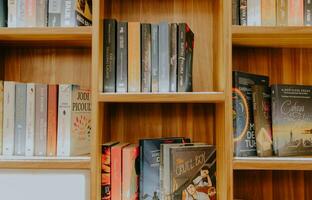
<box><xmin>25</xmin><ymin>83</ymin><xmax>35</xmax><ymax>156</ymax></box>
<box><xmin>57</xmin><ymin>84</ymin><xmax>72</xmax><ymax>156</ymax></box>
<box><xmin>3</xmin><ymin>82</ymin><xmax>15</xmax><ymax>155</ymax></box>
<box><xmin>8</xmin><ymin>0</ymin><xmax>17</xmax><ymax>27</ymax></box>
<box><xmin>247</xmin><ymin>0</ymin><xmax>262</xmax><ymax>26</ymax></box>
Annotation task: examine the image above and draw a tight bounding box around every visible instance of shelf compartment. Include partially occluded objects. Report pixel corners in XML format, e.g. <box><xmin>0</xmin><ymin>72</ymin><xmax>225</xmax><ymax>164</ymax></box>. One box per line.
<box><xmin>0</xmin><ymin>27</ymin><xmax>92</xmax><ymax>47</ymax></box>
<box><xmin>232</xmin><ymin>26</ymin><xmax>312</xmax><ymax>48</ymax></box>
<box><xmin>98</xmin><ymin>92</ymin><xmax>225</xmax><ymax>103</ymax></box>
<box><xmin>0</xmin><ymin>156</ymin><xmax>91</xmax><ymax>169</ymax></box>
<box><xmin>233</xmin><ymin>157</ymin><xmax>312</xmax><ymax>170</ymax></box>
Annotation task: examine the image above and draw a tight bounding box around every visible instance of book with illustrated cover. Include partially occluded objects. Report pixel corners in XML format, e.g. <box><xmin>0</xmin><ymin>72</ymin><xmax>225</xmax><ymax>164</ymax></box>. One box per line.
<box><xmin>75</xmin><ymin>0</ymin><xmax>92</xmax><ymax>26</ymax></box>
<box><xmin>271</xmin><ymin>84</ymin><xmax>312</xmax><ymax>156</ymax></box>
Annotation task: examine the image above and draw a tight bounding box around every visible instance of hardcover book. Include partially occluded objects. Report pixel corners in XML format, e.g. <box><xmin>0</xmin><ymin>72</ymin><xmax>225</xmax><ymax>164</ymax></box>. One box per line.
<box><xmin>159</xmin><ymin>22</ymin><xmax>170</xmax><ymax>92</ymax></box>
<box><xmin>288</xmin><ymin>0</ymin><xmax>304</xmax><ymax>26</ymax></box>
<box><xmin>36</xmin><ymin>0</ymin><xmax>48</xmax><ymax>27</ymax></box>
<box><xmin>305</xmin><ymin>0</ymin><xmax>312</xmax><ymax>26</ymax></box>
<box><xmin>261</xmin><ymin>0</ymin><xmax>276</xmax><ymax>26</ymax></box>
<box><xmin>48</xmin><ymin>0</ymin><xmax>61</xmax><ymax>27</ymax></box>
<box><xmin>252</xmin><ymin>85</ymin><xmax>273</xmax><ymax>157</ymax></box>
<box><xmin>116</xmin><ymin>22</ymin><xmax>128</xmax><ymax>93</ymax></box>
<box><xmin>3</xmin><ymin>81</ymin><xmax>15</xmax><ymax>155</ymax></box>
<box><xmin>247</xmin><ymin>0</ymin><xmax>261</xmax><ymax>26</ymax></box>
<box><xmin>25</xmin><ymin>83</ymin><xmax>35</xmax><ymax>156</ymax></box>
<box><xmin>47</xmin><ymin>85</ymin><xmax>58</xmax><ymax>156</ymax></box>
<box><xmin>0</xmin><ymin>0</ymin><xmax>7</xmax><ymax>27</ymax></box>
<box><xmin>232</xmin><ymin>0</ymin><xmax>240</xmax><ymax>25</ymax></box>
<box><xmin>75</xmin><ymin>0</ymin><xmax>92</xmax><ymax>26</ymax></box>
<box><xmin>141</xmin><ymin>23</ymin><xmax>152</xmax><ymax>93</ymax></box>
<box><xmin>277</xmin><ymin>0</ymin><xmax>288</xmax><ymax>26</ymax></box>
<box><xmin>271</xmin><ymin>84</ymin><xmax>312</xmax><ymax>156</ymax></box>
<box><xmin>170</xmin><ymin>23</ymin><xmax>178</xmax><ymax>92</ymax></box>
<box><xmin>151</xmin><ymin>24</ymin><xmax>159</xmax><ymax>92</ymax></box>
<box><xmin>240</xmin><ymin>0</ymin><xmax>247</xmax><ymax>25</ymax></box>
<box><xmin>232</xmin><ymin>71</ymin><xmax>269</xmax><ymax>157</ymax></box>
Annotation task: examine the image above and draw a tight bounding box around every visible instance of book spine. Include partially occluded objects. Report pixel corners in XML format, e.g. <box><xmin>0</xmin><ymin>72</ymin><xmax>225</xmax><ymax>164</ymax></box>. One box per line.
<box><xmin>17</xmin><ymin>0</ymin><xmax>26</xmax><ymax>27</ymax></box>
<box><xmin>170</xmin><ymin>23</ymin><xmax>178</xmax><ymax>92</ymax></box>
<box><xmin>184</xmin><ymin>24</ymin><xmax>194</xmax><ymax>92</ymax></box>
<box><xmin>288</xmin><ymin>0</ymin><xmax>304</xmax><ymax>26</ymax></box>
<box><xmin>277</xmin><ymin>0</ymin><xmax>288</xmax><ymax>26</ymax></box>
<box><xmin>8</xmin><ymin>0</ymin><xmax>17</xmax><ymax>27</ymax></box>
<box><xmin>36</xmin><ymin>0</ymin><xmax>48</xmax><ymax>27</ymax></box>
<box><xmin>141</xmin><ymin>23</ymin><xmax>152</xmax><ymax>93</ymax></box>
<box><xmin>25</xmin><ymin>83</ymin><xmax>35</xmax><ymax>156</ymax></box>
<box><xmin>305</xmin><ymin>0</ymin><xmax>312</xmax><ymax>25</ymax></box>
<box><xmin>57</xmin><ymin>84</ymin><xmax>72</xmax><ymax>156</ymax></box>
<box><xmin>139</xmin><ymin>142</ymin><xmax>144</xmax><ymax>200</ymax></box>
<box><xmin>111</xmin><ymin>146</ymin><xmax>123</xmax><ymax>200</ymax></box>
<box><xmin>47</xmin><ymin>85</ymin><xmax>58</xmax><ymax>156</ymax></box>
<box><xmin>34</xmin><ymin>84</ymin><xmax>47</xmax><ymax>156</ymax></box>
<box><xmin>247</xmin><ymin>0</ymin><xmax>261</xmax><ymax>26</ymax></box>
<box><xmin>103</xmin><ymin>19</ymin><xmax>117</xmax><ymax>92</ymax></box>
<box><xmin>116</xmin><ymin>22</ymin><xmax>128</xmax><ymax>93</ymax></box>
<box><xmin>0</xmin><ymin>81</ymin><xmax>3</xmax><ymax>154</ymax></box>
<box><xmin>271</xmin><ymin>85</ymin><xmax>279</xmax><ymax>156</ymax></box>
<box><xmin>0</xmin><ymin>0</ymin><xmax>8</xmax><ymax>27</ymax></box>
<box><xmin>3</xmin><ymin>82</ymin><xmax>15</xmax><ymax>155</ymax></box>
<box><xmin>14</xmin><ymin>83</ymin><xmax>27</xmax><ymax>156</ymax></box>
<box><xmin>62</xmin><ymin>0</ymin><xmax>76</xmax><ymax>27</ymax></box>
<box><xmin>48</xmin><ymin>0</ymin><xmax>61</xmax><ymax>27</ymax></box>
<box><xmin>261</xmin><ymin>0</ymin><xmax>277</xmax><ymax>26</ymax></box>
<box><xmin>159</xmin><ymin>22</ymin><xmax>170</xmax><ymax>92</ymax></box>
<box><xmin>151</xmin><ymin>24</ymin><xmax>159</xmax><ymax>92</ymax></box>
<box><xmin>232</xmin><ymin>0</ymin><xmax>240</xmax><ymax>25</ymax></box>
<box><xmin>25</xmin><ymin>0</ymin><xmax>36</xmax><ymax>27</ymax></box>
<box><xmin>128</xmin><ymin>22</ymin><xmax>141</xmax><ymax>92</ymax></box>
<box><xmin>102</xmin><ymin>145</ymin><xmax>112</xmax><ymax>200</ymax></box>
<box><xmin>240</xmin><ymin>0</ymin><xmax>247</xmax><ymax>25</ymax></box>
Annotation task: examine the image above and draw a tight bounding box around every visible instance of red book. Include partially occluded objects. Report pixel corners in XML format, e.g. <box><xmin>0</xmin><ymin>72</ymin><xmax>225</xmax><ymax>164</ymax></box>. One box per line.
<box><xmin>122</xmin><ymin>144</ymin><xmax>139</xmax><ymax>200</ymax></box>
<box><xmin>111</xmin><ymin>143</ymin><xmax>129</xmax><ymax>200</ymax></box>
<box><xmin>47</xmin><ymin>85</ymin><xmax>58</xmax><ymax>156</ymax></box>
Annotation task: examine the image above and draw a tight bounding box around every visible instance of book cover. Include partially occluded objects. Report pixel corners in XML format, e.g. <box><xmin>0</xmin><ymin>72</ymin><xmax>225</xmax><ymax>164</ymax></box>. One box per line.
<box><xmin>116</xmin><ymin>22</ymin><xmax>128</xmax><ymax>93</ymax></box>
<box><xmin>14</xmin><ymin>83</ymin><xmax>27</xmax><ymax>156</ymax></box>
<box><xmin>139</xmin><ymin>137</ymin><xmax>188</xmax><ymax>200</ymax></box>
<box><xmin>271</xmin><ymin>84</ymin><xmax>312</xmax><ymax>156</ymax></box>
<box><xmin>159</xmin><ymin>21</ymin><xmax>170</xmax><ymax>92</ymax></box>
<box><xmin>128</xmin><ymin>22</ymin><xmax>141</xmax><ymax>92</ymax></box>
<box><xmin>170</xmin><ymin>23</ymin><xmax>178</xmax><ymax>92</ymax></box>
<box><xmin>122</xmin><ymin>144</ymin><xmax>139</xmax><ymax>200</ymax></box>
<box><xmin>232</xmin><ymin>0</ymin><xmax>240</xmax><ymax>25</ymax></box>
<box><xmin>169</xmin><ymin>144</ymin><xmax>216</xmax><ymax>200</ymax></box>
<box><xmin>240</xmin><ymin>0</ymin><xmax>247</xmax><ymax>25</ymax></box>
<box><xmin>8</xmin><ymin>0</ymin><xmax>17</xmax><ymax>27</ymax></box>
<box><xmin>178</xmin><ymin>23</ymin><xmax>194</xmax><ymax>92</ymax></box>
<box><xmin>103</xmin><ymin>19</ymin><xmax>117</xmax><ymax>92</ymax></box>
<box><xmin>141</xmin><ymin>23</ymin><xmax>152</xmax><ymax>93</ymax></box>
<box><xmin>232</xmin><ymin>71</ymin><xmax>269</xmax><ymax>157</ymax></box>
<box><xmin>288</xmin><ymin>0</ymin><xmax>304</xmax><ymax>26</ymax></box>
<box><xmin>62</xmin><ymin>0</ymin><xmax>76</xmax><ymax>27</ymax></box>
<box><xmin>48</xmin><ymin>0</ymin><xmax>61</xmax><ymax>27</ymax></box>
<box><xmin>102</xmin><ymin>141</ymin><xmax>119</xmax><ymax>200</ymax></box>
<box><xmin>0</xmin><ymin>81</ymin><xmax>3</xmax><ymax>154</ymax></box>
<box><xmin>111</xmin><ymin>143</ymin><xmax>130</xmax><ymax>200</ymax></box>
<box><xmin>25</xmin><ymin>83</ymin><xmax>35</xmax><ymax>156</ymax></box>
<box><xmin>47</xmin><ymin>84</ymin><xmax>58</xmax><ymax>156</ymax></box>
<box><xmin>75</xmin><ymin>0</ymin><xmax>92</xmax><ymax>26</ymax></box>
<box><xmin>252</xmin><ymin>85</ymin><xmax>273</xmax><ymax>157</ymax></box>
<box><xmin>0</xmin><ymin>0</ymin><xmax>8</xmax><ymax>27</ymax></box>
<box><xmin>277</xmin><ymin>0</ymin><xmax>288</xmax><ymax>26</ymax></box>
<box><xmin>151</xmin><ymin>24</ymin><xmax>159</xmax><ymax>92</ymax></box>
<box><xmin>305</xmin><ymin>0</ymin><xmax>312</xmax><ymax>26</ymax></box>
<box><xmin>261</xmin><ymin>0</ymin><xmax>276</xmax><ymax>26</ymax></box>
<box><xmin>35</xmin><ymin>84</ymin><xmax>48</xmax><ymax>156</ymax></box>
<box><xmin>247</xmin><ymin>0</ymin><xmax>261</xmax><ymax>26</ymax></box>
<box><xmin>36</xmin><ymin>0</ymin><xmax>48</xmax><ymax>27</ymax></box>
<box><xmin>3</xmin><ymin>81</ymin><xmax>15</xmax><ymax>155</ymax></box>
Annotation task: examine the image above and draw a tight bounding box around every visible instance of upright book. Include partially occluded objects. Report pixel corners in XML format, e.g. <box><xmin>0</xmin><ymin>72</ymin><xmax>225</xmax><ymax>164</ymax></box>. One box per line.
<box><xmin>240</xmin><ymin>0</ymin><xmax>247</xmax><ymax>25</ymax></box>
<box><xmin>170</xmin><ymin>23</ymin><xmax>178</xmax><ymax>92</ymax></box>
<box><xmin>75</xmin><ymin>0</ymin><xmax>92</xmax><ymax>26</ymax></box>
<box><xmin>151</xmin><ymin>24</ymin><xmax>159</xmax><ymax>92</ymax></box>
<box><xmin>8</xmin><ymin>0</ymin><xmax>17</xmax><ymax>27</ymax></box>
<box><xmin>36</xmin><ymin>0</ymin><xmax>48</xmax><ymax>27</ymax></box>
<box><xmin>3</xmin><ymin>81</ymin><xmax>15</xmax><ymax>155</ymax></box>
<box><xmin>159</xmin><ymin>22</ymin><xmax>170</xmax><ymax>92</ymax></box>
<box><xmin>277</xmin><ymin>0</ymin><xmax>288</xmax><ymax>26</ymax></box>
<box><xmin>141</xmin><ymin>23</ymin><xmax>152</xmax><ymax>92</ymax></box>
<box><xmin>48</xmin><ymin>0</ymin><xmax>61</xmax><ymax>27</ymax></box>
<box><xmin>116</xmin><ymin>22</ymin><xmax>128</xmax><ymax>93</ymax></box>
<box><xmin>261</xmin><ymin>0</ymin><xmax>276</xmax><ymax>26</ymax></box>
<box><xmin>62</xmin><ymin>0</ymin><xmax>76</xmax><ymax>27</ymax></box>
<box><xmin>288</xmin><ymin>0</ymin><xmax>304</xmax><ymax>26</ymax></box>
<box><xmin>0</xmin><ymin>81</ymin><xmax>3</xmax><ymax>155</ymax></box>
<box><xmin>247</xmin><ymin>0</ymin><xmax>261</xmax><ymax>26</ymax></box>
<box><xmin>305</xmin><ymin>0</ymin><xmax>312</xmax><ymax>26</ymax></box>
<box><xmin>47</xmin><ymin>85</ymin><xmax>58</xmax><ymax>156</ymax></box>
<box><xmin>0</xmin><ymin>0</ymin><xmax>7</xmax><ymax>27</ymax></box>
<box><xmin>232</xmin><ymin>0</ymin><xmax>240</xmax><ymax>25</ymax></box>
<box><xmin>25</xmin><ymin>83</ymin><xmax>35</xmax><ymax>156</ymax></box>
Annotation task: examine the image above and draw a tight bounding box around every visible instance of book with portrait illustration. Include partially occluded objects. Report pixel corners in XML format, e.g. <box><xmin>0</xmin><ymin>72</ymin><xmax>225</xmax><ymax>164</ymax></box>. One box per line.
<box><xmin>75</xmin><ymin>0</ymin><xmax>92</xmax><ymax>26</ymax></box>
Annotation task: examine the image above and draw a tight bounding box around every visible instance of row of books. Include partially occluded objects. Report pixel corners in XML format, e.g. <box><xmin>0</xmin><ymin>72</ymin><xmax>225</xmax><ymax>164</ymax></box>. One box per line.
<box><xmin>233</xmin><ymin>71</ymin><xmax>312</xmax><ymax>157</ymax></box>
<box><xmin>233</xmin><ymin>0</ymin><xmax>312</xmax><ymax>26</ymax></box>
<box><xmin>0</xmin><ymin>81</ymin><xmax>91</xmax><ymax>157</ymax></box>
<box><xmin>101</xmin><ymin>138</ymin><xmax>216</xmax><ymax>200</ymax></box>
<box><xmin>0</xmin><ymin>0</ymin><xmax>92</xmax><ymax>27</ymax></box>
<box><xmin>103</xmin><ymin>19</ymin><xmax>194</xmax><ymax>93</ymax></box>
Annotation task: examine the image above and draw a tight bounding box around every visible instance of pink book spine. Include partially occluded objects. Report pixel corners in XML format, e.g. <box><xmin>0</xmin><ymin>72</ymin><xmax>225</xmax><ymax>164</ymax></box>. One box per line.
<box><xmin>288</xmin><ymin>0</ymin><xmax>304</xmax><ymax>25</ymax></box>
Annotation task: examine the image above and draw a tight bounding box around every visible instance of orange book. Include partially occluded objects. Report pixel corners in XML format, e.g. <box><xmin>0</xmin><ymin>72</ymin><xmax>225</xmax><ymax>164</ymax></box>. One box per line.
<box><xmin>261</xmin><ymin>0</ymin><xmax>276</xmax><ymax>26</ymax></box>
<box><xmin>47</xmin><ymin>85</ymin><xmax>58</xmax><ymax>156</ymax></box>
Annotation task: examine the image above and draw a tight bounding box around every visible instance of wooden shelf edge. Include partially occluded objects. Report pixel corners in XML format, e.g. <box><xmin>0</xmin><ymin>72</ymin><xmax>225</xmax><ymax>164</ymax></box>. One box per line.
<box><xmin>233</xmin><ymin>157</ymin><xmax>312</xmax><ymax>170</ymax></box>
<box><xmin>97</xmin><ymin>92</ymin><xmax>225</xmax><ymax>103</ymax></box>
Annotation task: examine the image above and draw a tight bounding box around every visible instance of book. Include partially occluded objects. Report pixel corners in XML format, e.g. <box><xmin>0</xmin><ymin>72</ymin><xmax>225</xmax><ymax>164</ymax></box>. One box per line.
<box><xmin>122</xmin><ymin>144</ymin><xmax>139</xmax><ymax>200</ymax></box>
<box><xmin>151</xmin><ymin>24</ymin><xmax>159</xmax><ymax>92</ymax></box>
<box><xmin>141</xmin><ymin>23</ymin><xmax>152</xmax><ymax>93</ymax></box>
<box><xmin>139</xmin><ymin>137</ymin><xmax>188</xmax><ymax>200</ymax></box>
<box><xmin>169</xmin><ymin>144</ymin><xmax>216</xmax><ymax>200</ymax></box>
<box><xmin>277</xmin><ymin>0</ymin><xmax>288</xmax><ymax>26</ymax></box>
<box><xmin>0</xmin><ymin>0</ymin><xmax>7</xmax><ymax>27</ymax></box>
<box><xmin>261</xmin><ymin>0</ymin><xmax>276</xmax><ymax>26</ymax></box>
<box><xmin>62</xmin><ymin>0</ymin><xmax>76</xmax><ymax>27</ymax></box>
<box><xmin>17</xmin><ymin>0</ymin><xmax>26</xmax><ymax>27</ymax></box>
<box><xmin>128</xmin><ymin>22</ymin><xmax>141</xmax><ymax>92</ymax></box>
<box><xmin>271</xmin><ymin>84</ymin><xmax>312</xmax><ymax>156</ymax></box>
<box><xmin>35</xmin><ymin>84</ymin><xmax>48</xmax><ymax>156</ymax></box>
<box><xmin>47</xmin><ymin>85</ymin><xmax>58</xmax><ymax>156</ymax></box>
<box><xmin>48</xmin><ymin>0</ymin><xmax>61</xmax><ymax>26</ymax></box>
<box><xmin>159</xmin><ymin>22</ymin><xmax>170</xmax><ymax>92</ymax></box>
<box><xmin>25</xmin><ymin>0</ymin><xmax>36</xmax><ymax>27</ymax></box>
<box><xmin>103</xmin><ymin>19</ymin><xmax>117</xmax><ymax>92</ymax></box>
<box><xmin>305</xmin><ymin>0</ymin><xmax>312</xmax><ymax>26</ymax></box>
<box><xmin>170</xmin><ymin>23</ymin><xmax>178</xmax><ymax>92</ymax></box>
<box><xmin>232</xmin><ymin>0</ymin><xmax>240</xmax><ymax>25</ymax></box>
<box><xmin>240</xmin><ymin>0</ymin><xmax>247</xmax><ymax>25</ymax></box>
<box><xmin>252</xmin><ymin>85</ymin><xmax>273</xmax><ymax>157</ymax></box>
<box><xmin>116</xmin><ymin>22</ymin><xmax>128</xmax><ymax>93</ymax></box>
<box><xmin>247</xmin><ymin>0</ymin><xmax>261</xmax><ymax>26</ymax></box>
<box><xmin>57</xmin><ymin>84</ymin><xmax>91</xmax><ymax>156</ymax></box>
<box><xmin>36</xmin><ymin>0</ymin><xmax>48</xmax><ymax>27</ymax></box>
<box><xmin>3</xmin><ymin>81</ymin><xmax>15</xmax><ymax>155</ymax></box>
<box><xmin>232</xmin><ymin>71</ymin><xmax>269</xmax><ymax>157</ymax></box>
<box><xmin>288</xmin><ymin>0</ymin><xmax>304</xmax><ymax>26</ymax></box>
<box><xmin>8</xmin><ymin>0</ymin><xmax>17</xmax><ymax>27</ymax></box>
<box><xmin>75</xmin><ymin>0</ymin><xmax>92</xmax><ymax>26</ymax></box>
<box><xmin>111</xmin><ymin>143</ymin><xmax>130</xmax><ymax>200</ymax></box>
<box><xmin>14</xmin><ymin>83</ymin><xmax>27</xmax><ymax>156</ymax></box>
<box><xmin>0</xmin><ymin>81</ymin><xmax>3</xmax><ymax>154</ymax></box>
<box><xmin>25</xmin><ymin>83</ymin><xmax>35</xmax><ymax>156</ymax></box>
<box><xmin>178</xmin><ymin>23</ymin><xmax>194</xmax><ymax>92</ymax></box>
<box><xmin>102</xmin><ymin>141</ymin><xmax>119</xmax><ymax>200</ymax></box>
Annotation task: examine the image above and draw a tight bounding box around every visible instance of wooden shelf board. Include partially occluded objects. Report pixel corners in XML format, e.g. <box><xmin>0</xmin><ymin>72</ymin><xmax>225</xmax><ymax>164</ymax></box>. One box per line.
<box><xmin>233</xmin><ymin>157</ymin><xmax>312</xmax><ymax>170</ymax></box>
<box><xmin>98</xmin><ymin>92</ymin><xmax>225</xmax><ymax>103</ymax></box>
<box><xmin>232</xmin><ymin>26</ymin><xmax>312</xmax><ymax>48</ymax></box>
<box><xmin>0</xmin><ymin>27</ymin><xmax>92</xmax><ymax>47</ymax></box>
<box><xmin>0</xmin><ymin>156</ymin><xmax>91</xmax><ymax>169</ymax></box>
